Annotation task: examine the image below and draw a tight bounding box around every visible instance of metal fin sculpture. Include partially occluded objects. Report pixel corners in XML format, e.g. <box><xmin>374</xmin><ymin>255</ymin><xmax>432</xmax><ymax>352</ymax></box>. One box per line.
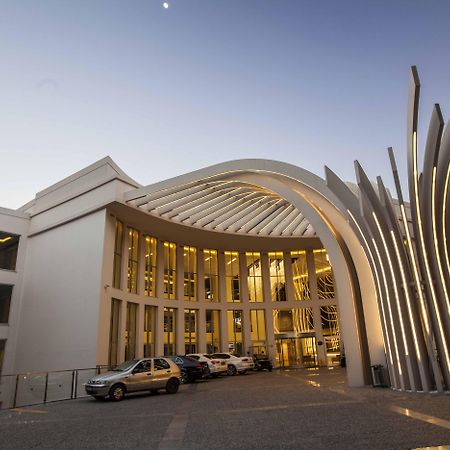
<box><xmin>327</xmin><ymin>66</ymin><xmax>450</xmax><ymax>392</ymax></box>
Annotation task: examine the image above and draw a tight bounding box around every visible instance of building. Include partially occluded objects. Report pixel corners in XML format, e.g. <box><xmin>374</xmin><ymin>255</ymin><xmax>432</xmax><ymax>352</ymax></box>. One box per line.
<box><xmin>0</xmin><ymin>67</ymin><xmax>449</xmax><ymax>395</ymax></box>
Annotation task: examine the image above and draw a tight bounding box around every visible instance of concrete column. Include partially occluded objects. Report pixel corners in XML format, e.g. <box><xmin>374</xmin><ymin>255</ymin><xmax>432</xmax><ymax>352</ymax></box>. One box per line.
<box><xmin>176</xmin><ymin>306</ymin><xmax>185</xmax><ymax>355</ymax></box>
<box><xmin>138</xmin><ymin>231</ymin><xmax>146</xmax><ymax>296</ymax></box>
<box><xmin>121</xmin><ymin>226</ymin><xmax>130</xmax><ymax>292</ymax></box>
<box><xmin>176</xmin><ymin>244</ymin><xmax>184</xmax><ymax>301</ymax></box>
<box><xmin>197</xmin><ymin>249</ymin><xmax>205</xmax><ymax>302</ymax></box>
<box><xmin>284</xmin><ymin>251</ymin><xmax>295</xmax><ymax>301</ymax></box>
<box><xmin>136</xmin><ymin>303</ymin><xmax>145</xmax><ymax>358</ymax></box>
<box><xmin>218</xmin><ymin>251</ymin><xmax>227</xmax><ymax>304</ymax></box>
<box><xmin>197</xmin><ymin>307</ymin><xmax>206</xmax><ymax>353</ymax></box>
<box><xmin>118</xmin><ymin>299</ymin><xmax>127</xmax><ymax>363</ymax></box>
<box><xmin>239</xmin><ymin>251</ymin><xmax>250</xmax><ymax>303</ymax></box>
<box><xmin>220</xmin><ymin>307</ymin><xmax>229</xmax><ymax>352</ymax></box>
<box><xmin>156</xmin><ymin>240</ymin><xmax>165</xmax><ymax>299</ymax></box>
<box><xmin>265</xmin><ymin>307</ymin><xmax>276</xmax><ymax>361</ymax></box>
<box><xmin>261</xmin><ymin>253</ymin><xmax>272</xmax><ymax>303</ymax></box>
<box><xmin>242</xmin><ymin>309</ymin><xmax>251</xmax><ymax>356</ymax></box>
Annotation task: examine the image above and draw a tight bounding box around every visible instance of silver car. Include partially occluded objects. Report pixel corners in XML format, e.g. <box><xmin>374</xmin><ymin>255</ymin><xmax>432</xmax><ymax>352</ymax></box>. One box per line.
<box><xmin>85</xmin><ymin>357</ymin><xmax>181</xmax><ymax>401</ymax></box>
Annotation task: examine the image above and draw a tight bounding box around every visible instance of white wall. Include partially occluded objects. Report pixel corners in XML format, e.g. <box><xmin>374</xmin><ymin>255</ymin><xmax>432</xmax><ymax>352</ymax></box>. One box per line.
<box><xmin>14</xmin><ymin>210</ymin><xmax>107</xmax><ymax>373</ymax></box>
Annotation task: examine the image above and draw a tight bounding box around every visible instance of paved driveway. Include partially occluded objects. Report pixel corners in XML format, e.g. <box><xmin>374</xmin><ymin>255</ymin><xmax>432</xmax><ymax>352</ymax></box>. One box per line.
<box><xmin>0</xmin><ymin>368</ymin><xmax>449</xmax><ymax>449</ymax></box>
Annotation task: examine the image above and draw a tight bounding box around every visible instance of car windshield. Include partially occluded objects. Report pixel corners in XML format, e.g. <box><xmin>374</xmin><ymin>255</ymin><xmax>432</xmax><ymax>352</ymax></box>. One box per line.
<box><xmin>112</xmin><ymin>360</ymin><xmax>139</xmax><ymax>372</ymax></box>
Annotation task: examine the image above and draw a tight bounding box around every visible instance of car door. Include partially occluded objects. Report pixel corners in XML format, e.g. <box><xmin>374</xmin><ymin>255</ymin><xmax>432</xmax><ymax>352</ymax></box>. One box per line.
<box><xmin>128</xmin><ymin>360</ymin><xmax>153</xmax><ymax>392</ymax></box>
<box><xmin>152</xmin><ymin>358</ymin><xmax>173</xmax><ymax>388</ymax></box>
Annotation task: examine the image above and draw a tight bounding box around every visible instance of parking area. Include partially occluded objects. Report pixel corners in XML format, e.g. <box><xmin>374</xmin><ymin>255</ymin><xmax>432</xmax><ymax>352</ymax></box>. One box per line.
<box><xmin>0</xmin><ymin>368</ymin><xmax>449</xmax><ymax>450</ymax></box>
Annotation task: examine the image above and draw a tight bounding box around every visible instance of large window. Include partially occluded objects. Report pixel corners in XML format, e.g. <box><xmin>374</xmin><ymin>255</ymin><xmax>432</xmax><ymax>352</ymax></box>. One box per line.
<box><xmin>225</xmin><ymin>251</ymin><xmax>240</xmax><ymax>302</ymax></box>
<box><xmin>183</xmin><ymin>246</ymin><xmax>197</xmax><ymax>301</ymax></box>
<box><xmin>164</xmin><ymin>242</ymin><xmax>177</xmax><ymax>299</ymax></box>
<box><xmin>313</xmin><ymin>249</ymin><xmax>335</xmax><ymax>299</ymax></box>
<box><xmin>321</xmin><ymin>305</ymin><xmax>341</xmax><ymax>364</ymax></box>
<box><xmin>0</xmin><ymin>232</ymin><xmax>19</xmax><ymax>271</ymax></box>
<box><xmin>246</xmin><ymin>252</ymin><xmax>263</xmax><ymax>302</ymax></box>
<box><xmin>291</xmin><ymin>251</ymin><xmax>310</xmax><ymax>301</ymax></box>
<box><xmin>269</xmin><ymin>252</ymin><xmax>286</xmax><ymax>301</ymax></box>
<box><xmin>127</xmin><ymin>228</ymin><xmax>139</xmax><ymax>294</ymax></box>
<box><xmin>184</xmin><ymin>309</ymin><xmax>198</xmax><ymax>354</ymax></box>
<box><xmin>0</xmin><ymin>284</ymin><xmax>12</xmax><ymax>324</ymax></box>
<box><xmin>206</xmin><ymin>310</ymin><xmax>220</xmax><ymax>353</ymax></box>
<box><xmin>144</xmin><ymin>236</ymin><xmax>157</xmax><ymax>297</ymax></box>
<box><xmin>144</xmin><ymin>305</ymin><xmax>157</xmax><ymax>357</ymax></box>
<box><xmin>108</xmin><ymin>298</ymin><xmax>121</xmax><ymax>366</ymax></box>
<box><xmin>227</xmin><ymin>310</ymin><xmax>243</xmax><ymax>355</ymax></box>
<box><xmin>164</xmin><ymin>307</ymin><xmax>176</xmax><ymax>355</ymax></box>
<box><xmin>125</xmin><ymin>302</ymin><xmax>138</xmax><ymax>360</ymax></box>
<box><xmin>112</xmin><ymin>220</ymin><xmax>123</xmax><ymax>289</ymax></box>
<box><xmin>250</xmin><ymin>309</ymin><xmax>266</xmax><ymax>353</ymax></box>
<box><xmin>204</xmin><ymin>249</ymin><xmax>219</xmax><ymax>302</ymax></box>
<box><xmin>273</xmin><ymin>308</ymin><xmax>314</xmax><ymax>333</ymax></box>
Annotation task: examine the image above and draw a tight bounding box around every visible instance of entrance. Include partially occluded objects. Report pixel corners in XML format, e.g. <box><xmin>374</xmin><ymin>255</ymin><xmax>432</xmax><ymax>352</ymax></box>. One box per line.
<box><xmin>275</xmin><ymin>336</ymin><xmax>318</xmax><ymax>368</ymax></box>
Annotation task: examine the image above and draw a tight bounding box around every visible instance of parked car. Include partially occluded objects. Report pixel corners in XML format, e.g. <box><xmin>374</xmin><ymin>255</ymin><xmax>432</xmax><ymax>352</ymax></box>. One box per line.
<box><xmin>210</xmin><ymin>353</ymin><xmax>255</xmax><ymax>375</ymax></box>
<box><xmin>168</xmin><ymin>355</ymin><xmax>206</xmax><ymax>383</ymax></box>
<box><xmin>253</xmin><ymin>355</ymin><xmax>273</xmax><ymax>371</ymax></box>
<box><xmin>186</xmin><ymin>353</ymin><xmax>228</xmax><ymax>377</ymax></box>
<box><xmin>84</xmin><ymin>357</ymin><xmax>180</xmax><ymax>401</ymax></box>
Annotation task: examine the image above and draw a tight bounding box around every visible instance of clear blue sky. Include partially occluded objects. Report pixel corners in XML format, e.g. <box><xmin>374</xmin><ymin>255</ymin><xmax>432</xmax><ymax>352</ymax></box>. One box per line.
<box><xmin>1</xmin><ymin>0</ymin><xmax>450</xmax><ymax>208</ymax></box>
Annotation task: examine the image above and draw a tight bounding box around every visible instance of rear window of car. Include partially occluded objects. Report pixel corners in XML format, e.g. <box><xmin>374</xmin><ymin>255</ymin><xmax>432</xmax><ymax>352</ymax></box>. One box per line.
<box><xmin>211</xmin><ymin>353</ymin><xmax>230</xmax><ymax>359</ymax></box>
<box><xmin>188</xmin><ymin>355</ymin><xmax>199</xmax><ymax>360</ymax></box>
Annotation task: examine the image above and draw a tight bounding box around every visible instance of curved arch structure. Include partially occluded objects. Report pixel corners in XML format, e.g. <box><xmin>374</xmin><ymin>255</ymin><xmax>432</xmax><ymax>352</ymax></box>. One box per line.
<box><xmin>123</xmin><ymin>67</ymin><xmax>450</xmax><ymax>393</ymax></box>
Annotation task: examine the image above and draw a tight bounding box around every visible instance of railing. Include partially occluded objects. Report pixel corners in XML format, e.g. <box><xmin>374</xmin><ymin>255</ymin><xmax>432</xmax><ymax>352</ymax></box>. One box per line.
<box><xmin>0</xmin><ymin>366</ymin><xmax>112</xmax><ymax>410</ymax></box>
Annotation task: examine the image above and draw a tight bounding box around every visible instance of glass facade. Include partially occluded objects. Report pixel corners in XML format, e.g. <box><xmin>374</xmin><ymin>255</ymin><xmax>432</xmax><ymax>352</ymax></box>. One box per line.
<box><xmin>108</xmin><ymin>298</ymin><xmax>121</xmax><ymax>366</ymax></box>
<box><xmin>269</xmin><ymin>252</ymin><xmax>286</xmax><ymax>301</ymax></box>
<box><xmin>246</xmin><ymin>252</ymin><xmax>263</xmax><ymax>302</ymax></box>
<box><xmin>227</xmin><ymin>310</ymin><xmax>243</xmax><ymax>355</ymax></box>
<box><xmin>125</xmin><ymin>302</ymin><xmax>138</xmax><ymax>360</ymax></box>
<box><xmin>0</xmin><ymin>284</ymin><xmax>12</xmax><ymax>324</ymax></box>
<box><xmin>127</xmin><ymin>228</ymin><xmax>139</xmax><ymax>294</ymax></box>
<box><xmin>184</xmin><ymin>309</ymin><xmax>197</xmax><ymax>353</ymax></box>
<box><xmin>144</xmin><ymin>305</ymin><xmax>156</xmax><ymax>357</ymax></box>
<box><xmin>291</xmin><ymin>251</ymin><xmax>310</xmax><ymax>301</ymax></box>
<box><xmin>225</xmin><ymin>251</ymin><xmax>240</xmax><ymax>302</ymax></box>
<box><xmin>164</xmin><ymin>307</ymin><xmax>176</xmax><ymax>355</ymax></box>
<box><xmin>108</xmin><ymin>221</ymin><xmax>340</xmax><ymax>369</ymax></box>
<box><xmin>205</xmin><ymin>310</ymin><xmax>220</xmax><ymax>353</ymax></box>
<box><xmin>313</xmin><ymin>249</ymin><xmax>335</xmax><ymax>299</ymax></box>
<box><xmin>0</xmin><ymin>232</ymin><xmax>19</xmax><ymax>271</ymax></box>
<box><xmin>144</xmin><ymin>236</ymin><xmax>157</xmax><ymax>297</ymax></box>
<box><xmin>112</xmin><ymin>220</ymin><xmax>123</xmax><ymax>289</ymax></box>
<box><xmin>183</xmin><ymin>246</ymin><xmax>197</xmax><ymax>301</ymax></box>
<box><xmin>164</xmin><ymin>242</ymin><xmax>177</xmax><ymax>299</ymax></box>
<box><xmin>204</xmin><ymin>249</ymin><xmax>219</xmax><ymax>302</ymax></box>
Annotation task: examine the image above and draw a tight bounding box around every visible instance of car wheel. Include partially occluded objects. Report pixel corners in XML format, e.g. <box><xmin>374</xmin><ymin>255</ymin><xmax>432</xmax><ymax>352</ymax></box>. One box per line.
<box><xmin>166</xmin><ymin>378</ymin><xmax>180</xmax><ymax>394</ymax></box>
<box><xmin>181</xmin><ymin>371</ymin><xmax>188</xmax><ymax>384</ymax></box>
<box><xmin>227</xmin><ymin>364</ymin><xmax>237</xmax><ymax>376</ymax></box>
<box><xmin>109</xmin><ymin>384</ymin><xmax>125</xmax><ymax>401</ymax></box>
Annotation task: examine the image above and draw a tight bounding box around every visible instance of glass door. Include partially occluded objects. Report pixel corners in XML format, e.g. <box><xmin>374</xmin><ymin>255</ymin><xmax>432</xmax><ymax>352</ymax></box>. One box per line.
<box><xmin>275</xmin><ymin>337</ymin><xmax>318</xmax><ymax>368</ymax></box>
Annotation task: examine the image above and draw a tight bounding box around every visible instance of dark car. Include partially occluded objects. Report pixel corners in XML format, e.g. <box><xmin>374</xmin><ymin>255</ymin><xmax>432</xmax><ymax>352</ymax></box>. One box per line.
<box><xmin>253</xmin><ymin>356</ymin><xmax>273</xmax><ymax>372</ymax></box>
<box><xmin>168</xmin><ymin>355</ymin><xmax>207</xmax><ymax>383</ymax></box>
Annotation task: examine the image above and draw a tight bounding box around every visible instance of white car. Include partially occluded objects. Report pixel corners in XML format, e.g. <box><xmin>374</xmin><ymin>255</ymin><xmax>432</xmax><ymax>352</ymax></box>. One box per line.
<box><xmin>186</xmin><ymin>353</ymin><xmax>228</xmax><ymax>377</ymax></box>
<box><xmin>210</xmin><ymin>352</ymin><xmax>255</xmax><ymax>375</ymax></box>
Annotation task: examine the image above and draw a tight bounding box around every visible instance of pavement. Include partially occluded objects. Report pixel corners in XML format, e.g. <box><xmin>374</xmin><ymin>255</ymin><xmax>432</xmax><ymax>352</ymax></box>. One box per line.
<box><xmin>0</xmin><ymin>367</ymin><xmax>449</xmax><ymax>450</ymax></box>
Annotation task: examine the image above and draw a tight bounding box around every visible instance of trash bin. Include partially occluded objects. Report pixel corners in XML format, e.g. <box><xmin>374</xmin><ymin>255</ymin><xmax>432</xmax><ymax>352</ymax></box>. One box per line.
<box><xmin>371</xmin><ymin>364</ymin><xmax>389</xmax><ymax>387</ymax></box>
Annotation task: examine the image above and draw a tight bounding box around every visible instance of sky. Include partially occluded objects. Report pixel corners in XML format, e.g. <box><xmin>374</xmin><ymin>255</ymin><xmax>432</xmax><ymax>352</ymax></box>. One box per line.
<box><xmin>1</xmin><ymin>0</ymin><xmax>450</xmax><ymax>209</ymax></box>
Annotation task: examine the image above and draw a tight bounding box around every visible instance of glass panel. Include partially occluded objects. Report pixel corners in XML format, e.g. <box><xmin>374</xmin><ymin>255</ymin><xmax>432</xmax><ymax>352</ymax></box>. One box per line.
<box><xmin>227</xmin><ymin>310</ymin><xmax>243</xmax><ymax>355</ymax></box>
<box><xmin>75</xmin><ymin>368</ymin><xmax>97</xmax><ymax>398</ymax></box>
<box><xmin>205</xmin><ymin>310</ymin><xmax>220</xmax><ymax>353</ymax></box>
<box><xmin>112</xmin><ymin>220</ymin><xmax>123</xmax><ymax>289</ymax></box>
<box><xmin>225</xmin><ymin>251</ymin><xmax>240</xmax><ymax>302</ymax></box>
<box><xmin>275</xmin><ymin>337</ymin><xmax>318</xmax><ymax>368</ymax></box>
<box><xmin>125</xmin><ymin>302</ymin><xmax>138</xmax><ymax>360</ymax></box>
<box><xmin>269</xmin><ymin>252</ymin><xmax>286</xmax><ymax>301</ymax></box>
<box><xmin>0</xmin><ymin>232</ymin><xmax>19</xmax><ymax>271</ymax></box>
<box><xmin>273</xmin><ymin>308</ymin><xmax>314</xmax><ymax>333</ymax></box>
<box><xmin>291</xmin><ymin>251</ymin><xmax>311</xmax><ymax>301</ymax></box>
<box><xmin>127</xmin><ymin>228</ymin><xmax>139</xmax><ymax>294</ymax></box>
<box><xmin>321</xmin><ymin>305</ymin><xmax>341</xmax><ymax>365</ymax></box>
<box><xmin>184</xmin><ymin>309</ymin><xmax>197</xmax><ymax>353</ymax></box>
<box><xmin>15</xmin><ymin>373</ymin><xmax>46</xmax><ymax>407</ymax></box>
<box><xmin>46</xmin><ymin>371</ymin><xmax>73</xmax><ymax>402</ymax></box>
<box><xmin>164</xmin><ymin>242</ymin><xmax>177</xmax><ymax>299</ymax></box>
<box><xmin>144</xmin><ymin>305</ymin><xmax>157</xmax><ymax>357</ymax></box>
<box><xmin>204</xmin><ymin>249</ymin><xmax>219</xmax><ymax>302</ymax></box>
<box><xmin>250</xmin><ymin>309</ymin><xmax>266</xmax><ymax>340</ymax></box>
<box><xmin>108</xmin><ymin>298</ymin><xmax>121</xmax><ymax>366</ymax></box>
<box><xmin>144</xmin><ymin>236</ymin><xmax>157</xmax><ymax>297</ymax></box>
<box><xmin>183</xmin><ymin>246</ymin><xmax>197</xmax><ymax>301</ymax></box>
<box><xmin>314</xmin><ymin>249</ymin><xmax>335</xmax><ymax>299</ymax></box>
<box><xmin>164</xmin><ymin>308</ymin><xmax>176</xmax><ymax>355</ymax></box>
<box><xmin>246</xmin><ymin>252</ymin><xmax>263</xmax><ymax>303</ymax></box>
<box><xmin>0</xmin><ymin>284</ymin><xmax>12</xmax><ymax>324</ymax></box>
